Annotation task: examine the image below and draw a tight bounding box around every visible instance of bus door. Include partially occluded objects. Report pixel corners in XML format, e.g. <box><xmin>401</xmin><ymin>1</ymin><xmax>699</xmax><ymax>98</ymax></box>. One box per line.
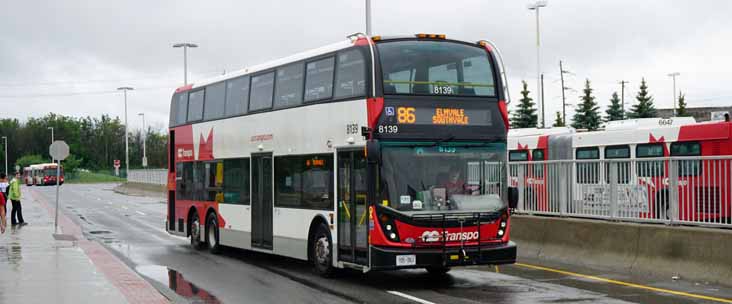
<box><xmin>251</xmin><ymin>153</ymin><xmax>273</xmax><ymax>249</ymax></box>
<box><xmin>337</xmin><ymin>150</ymin><xmax>369</xmax><ymax>265</ymax></box>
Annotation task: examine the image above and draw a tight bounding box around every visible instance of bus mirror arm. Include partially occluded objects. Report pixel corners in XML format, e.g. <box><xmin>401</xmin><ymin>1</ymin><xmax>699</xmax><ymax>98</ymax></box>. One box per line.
<box><xmin>507</xmin><ymin>187</ymin><xmax>519</xmax><ymax>209</ymax></box>
<box><xmin>366</xmin><ymin>140</ymin><xmax>381</xmax><ymax>164</ymax></box>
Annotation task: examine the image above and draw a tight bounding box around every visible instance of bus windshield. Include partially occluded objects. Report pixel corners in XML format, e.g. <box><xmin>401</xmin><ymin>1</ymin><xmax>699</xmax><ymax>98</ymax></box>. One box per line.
<box><xmin>378</xmin><ymin>144</ymin><xmax>506</xmax><ymax>214</ymax></box>
<box><xmin>378</xmin><ymin>40</ymin><xmax>496</xmax><ymax>97</ymax></box>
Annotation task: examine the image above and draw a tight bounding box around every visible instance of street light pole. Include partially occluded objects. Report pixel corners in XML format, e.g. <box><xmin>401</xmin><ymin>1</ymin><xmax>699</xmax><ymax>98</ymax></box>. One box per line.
<box><xmin>48</xmin><ymin>127</ymin><xmax>54</xmax><ymax>161</ymax></box>
<box><xmin>528</xmin><ymin>1</ymin><xmax>548</xmax><ymax>128</ymax></box>
<box><xmin>2</xmin><ymin>136</ymin><xmax>7</xmax><ymax>176</ymax></box>
<box><xmin>668</xmin><ymin>72</ymin><xmax>680</xmax><ymax>116</ymax></box>
<box><xmin>138</xmin><ymin>113</ymin><xmax>147</xmax><ymax>167</ymax></box>
<box><xmin>365</xmin><ymin>0</ymin><xmax>372</xmax><ymax>36</ymax></box>
<box><xmin>173</xmin><ymin>43</ymin><xmax>198</xmax><ymax>85</ymax></box>
<box><xmin>117</xmin><ymin>87</ymin><xmax>134</xmax><ymax>178</ymax></box>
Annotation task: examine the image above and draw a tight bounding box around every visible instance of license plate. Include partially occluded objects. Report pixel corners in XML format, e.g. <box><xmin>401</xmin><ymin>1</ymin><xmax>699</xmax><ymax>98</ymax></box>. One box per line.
<box><xmin>396</xmin><ymin>254</ymin><xmax>416</xmax><ymax>266</ymax></box>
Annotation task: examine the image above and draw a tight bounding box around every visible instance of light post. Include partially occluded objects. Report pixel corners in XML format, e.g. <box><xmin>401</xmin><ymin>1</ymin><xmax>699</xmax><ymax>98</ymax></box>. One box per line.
<box><xmin>2</xmin><ymin>136</ymin><xmax>7</xmax><ymax>176</ymax></box>
<box><xmin>117</xmin><ymin>87</ymin><xmax>134</xmax><ymax>178</ymax></box>
<box><xmin>172</xmin><ymin>43</ymin><xmax>198</xmax><ymax>85</ymax></box>
<box><xmin>667</xmin><ymin>72</ymin><xmax>680</xmax><ymax>116</ymax></box>
<box><xmin>48</xmin><ymin>126</ymin><xmax>54</xmax><ymax>161</ymax></box>
<box><xmin>138</xmin><ymin>113</ymin><xmax>147</xmax><ymax>167</ymax></box>
<box><xmin>528</xmin><ymin>0</ymin><xmax>548</xmax><ymax>128</ymax></box>
<box><xmin>365</xmin><ymin>0</ymin><xmax>372</xmax><ymax>35</ymax></box>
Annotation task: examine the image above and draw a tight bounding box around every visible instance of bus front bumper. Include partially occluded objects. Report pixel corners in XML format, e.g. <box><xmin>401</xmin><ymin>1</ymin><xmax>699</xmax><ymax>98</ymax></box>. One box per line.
<box><xmin>369</xmin><ymin>241</ymin><xmax>517</xmax><ymax>270</ymax></box>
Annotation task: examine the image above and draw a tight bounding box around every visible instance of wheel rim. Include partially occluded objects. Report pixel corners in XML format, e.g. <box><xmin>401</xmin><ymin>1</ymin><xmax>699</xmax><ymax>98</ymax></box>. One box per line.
<box><xmin>208</xmin><ymin>221</ymin><xmax>217</xmax><ymax>249</ymax></box>
<box><xmin>315</xmin><ymin>236</ymin><xmax>330</xmax><ymax>265</ymax></box>
<box><xmin>191</xmin><ymin>217</ymin><xmax>200</xmax><ymax>243</ymax></box>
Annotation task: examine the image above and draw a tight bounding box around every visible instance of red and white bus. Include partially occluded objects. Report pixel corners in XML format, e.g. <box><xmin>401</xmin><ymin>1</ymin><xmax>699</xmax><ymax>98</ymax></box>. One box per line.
<box><xmin>166</xmin><ymin>33</ymin><xmax>518</xmax><ymax>275</ymax></box>
<box><xmin>27</xmin><ymin>163</ymin><xmax>64</xmax><ymax>186</ymax></box>
<box><xmin>508</xmin><ymin>117</ymin><xmax>732</xmax><ymax>223</ymax></box>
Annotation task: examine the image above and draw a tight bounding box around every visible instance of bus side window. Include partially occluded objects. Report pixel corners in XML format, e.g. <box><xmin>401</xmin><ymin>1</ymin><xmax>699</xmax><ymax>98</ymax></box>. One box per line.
<box><xmin>576</xmin><ymin>147</ymin><xmax>600</xmax><ymax>184</ymax></box>
<box><xmin>531</xmin><ymin>149</ymin><xmax>545</xmax><ymax>177</ymax></box>
<box><xmin>508</xmin><ymin>150</ymin><xmax>528</xmax><ymax>177</ymax></box>
<box><xmin>604</xmin><ymin>145</ymin><xmax>630</xmax><ymax>184</ymax></box>
<box><xmin>636</xmin><ymin>143</ymin><xmax>665</xmax><ymax>177</ymax></box>
<box><xmin>671</xmin><ymin>141</ymin><xmax>701</xmax><ymax>176</ymax></box>
<box><xmin>334</xmin><ymin>49</ymin><xmax>366</xmax><ymax>99</ymax></box>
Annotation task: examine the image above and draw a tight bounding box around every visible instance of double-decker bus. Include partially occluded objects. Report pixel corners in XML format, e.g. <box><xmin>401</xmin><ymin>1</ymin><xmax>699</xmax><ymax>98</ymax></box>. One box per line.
<box><xmin>509</xmin><ymin>117</ymin><xmax>732</xmax><ymax>224</ymax></box>
<box><xmin>166</xmin><ymin>33</ymin><xmax>518</xmax><ymax>275</ymax></box>
<box><xmin>27</xmin><ymin>163</ymin><xmax>65</xmax><ymax>186</ymax></box>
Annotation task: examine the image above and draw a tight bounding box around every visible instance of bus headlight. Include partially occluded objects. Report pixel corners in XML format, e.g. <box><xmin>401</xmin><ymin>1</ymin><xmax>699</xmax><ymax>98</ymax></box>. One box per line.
<box><xmin>498</xmin><ymin>229</ymin><xmax>504</xmax><ymax>236</ymax></box>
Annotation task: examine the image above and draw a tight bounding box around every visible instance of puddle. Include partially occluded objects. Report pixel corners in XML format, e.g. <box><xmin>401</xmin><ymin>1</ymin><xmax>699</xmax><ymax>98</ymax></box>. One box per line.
<box><xmin>136</xmin><ymin>265</ymin><xmax>221</xmax><ymax>304</ymax></box>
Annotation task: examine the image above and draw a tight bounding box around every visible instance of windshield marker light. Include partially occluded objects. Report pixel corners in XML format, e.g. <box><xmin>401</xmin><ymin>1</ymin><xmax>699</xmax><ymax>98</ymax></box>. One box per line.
<box><xmin>416</xmin><ymin>33</ymin><xmax>446</xmax><ymax>39</ymax></box>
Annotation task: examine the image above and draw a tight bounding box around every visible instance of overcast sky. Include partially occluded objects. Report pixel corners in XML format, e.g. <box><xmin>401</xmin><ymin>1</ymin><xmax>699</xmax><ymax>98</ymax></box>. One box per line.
<box><xmin>1</xmin><ymin>0</ymin><xmax>730</xmax><ymax>130</ymax></box>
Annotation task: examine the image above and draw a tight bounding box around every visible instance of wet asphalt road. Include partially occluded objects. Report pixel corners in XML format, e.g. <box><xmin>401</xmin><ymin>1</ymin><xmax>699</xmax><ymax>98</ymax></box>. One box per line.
<box><xmin>31</xmin><ymin>184</ymin><xmax>730</xmax><ymax>304</ymax></box>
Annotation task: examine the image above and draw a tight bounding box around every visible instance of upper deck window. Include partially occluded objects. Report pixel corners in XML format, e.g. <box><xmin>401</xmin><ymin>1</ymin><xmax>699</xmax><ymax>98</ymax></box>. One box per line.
<box><xmin>187</xmin><ymin>89</ymin><xmax>204</xmax><ymax>122</ymax></box>
<box><xmin>334</xmin><ymin>49</ymin><xmax>366</xmax><ymax>99</ymax></box>
<box><xmin>274</xmin><ymin>62</ymin><xmax>304</xmax><ymax>108</ymax></box>
<box><xmin>304</xmin><ymin>57</ymin><xmax>335</xmax><ymax>102</ymax></box>
<box><xmin>203</xmin><ymin>82</ymin><xmax>226</xmax><ymax>120</ymax></box>
<box><xmin>225</xmin><ymin>76</ymin><xmax>249</xmax><ymax>116</ymax></box>
<box><xmin>171</xmin><ymin>93</ymin><xmax>188</xmax><ymax>126</ymax></box>
<box><xmin>250</xmin><ymin>72</ymin><xmax>275</xmax><ymax>111</ymax></box>
<box><xmin>378</xmin><ymin>40</ymin><xmax>495</xmax><ymax>97</ymax></box>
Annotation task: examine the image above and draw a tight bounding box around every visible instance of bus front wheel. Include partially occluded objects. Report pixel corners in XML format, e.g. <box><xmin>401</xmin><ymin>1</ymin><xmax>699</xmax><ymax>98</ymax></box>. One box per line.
<box><xmin>205</xmin><ymin>213</ymin><xmax>221</xmax><ymax>254</ymax></box>
<box><xmin>311</xmin><ymin>223</ymin><xmax>335</xmax><ymax>277</ymax></box>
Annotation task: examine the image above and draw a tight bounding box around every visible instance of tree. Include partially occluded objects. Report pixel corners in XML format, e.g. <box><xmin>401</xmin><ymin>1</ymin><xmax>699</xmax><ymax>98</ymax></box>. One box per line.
<box><xmin>677</xmin><ymin>91</ymin><xmax>689</xmax><ymax>117</ymax></box>
<box><xmin>627</xmin><ymin>78</ymin><xmax>657</xmax><ymax>118</ymax></box>
<box><xmin>571</xmin><ymin>79</ymin><xmax>602</xmax><ymax>131</ymax></box>
<box><xmin>510</xmin><ymin>80</ymin><xmax>538</xmax><ymax>128</ymax></box>
<box><xmin>15</xmin><ymin>154</ymin><xmax>47</xmax><ymax>170</ymax></box>
<box><xmin>605</xmin><ymin>92</ymin><xmax>624</xmax><ymax>121</ymax></box>
<box><xmin>553</xmin><ymin>111</ymin><xmax>565</xmax><ymax>127</ymax></box>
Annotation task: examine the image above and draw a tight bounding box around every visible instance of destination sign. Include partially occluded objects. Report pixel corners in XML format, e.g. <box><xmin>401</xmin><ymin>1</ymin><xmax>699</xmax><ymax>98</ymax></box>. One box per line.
<box><xmin>383</xmin><ymin>106</ymin><xmax>492</xmax><ymax>126</ymax></box>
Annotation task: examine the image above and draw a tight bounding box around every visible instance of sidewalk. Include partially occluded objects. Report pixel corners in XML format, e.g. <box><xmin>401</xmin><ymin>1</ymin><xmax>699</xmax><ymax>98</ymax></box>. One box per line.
<box><xmin>0</xmin><ymin>188</ymin><xmax>168</xmax><ymax>304</ymax></box>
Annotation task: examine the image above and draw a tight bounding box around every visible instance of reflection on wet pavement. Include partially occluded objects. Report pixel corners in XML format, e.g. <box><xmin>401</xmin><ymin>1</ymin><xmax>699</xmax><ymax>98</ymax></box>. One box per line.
<box><xmin>137</xmin><ymin>264</ymin><xmax>221</xmax><ymax>304</ymax></box>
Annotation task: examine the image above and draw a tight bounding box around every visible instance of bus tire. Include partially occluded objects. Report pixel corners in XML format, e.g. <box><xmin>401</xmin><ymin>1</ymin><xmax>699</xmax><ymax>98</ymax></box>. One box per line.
<box><xmin>189</xmin><ymin>211</ymin><xmax>204</xmax><ymax>250</ymax></box>
<box><xmin>425</xmin><ymin>266</ymin><xmax>451</xmax><ymax>276</ymax></box>
<box><xmin>205</xmin><ymin>212</ymin><xmax>221</xmax><ymax>254</ymax></box>
<box><xmin>311</xmin><ymin>223</ymin><xmax>334</xmax><ymax>277</ymax></box>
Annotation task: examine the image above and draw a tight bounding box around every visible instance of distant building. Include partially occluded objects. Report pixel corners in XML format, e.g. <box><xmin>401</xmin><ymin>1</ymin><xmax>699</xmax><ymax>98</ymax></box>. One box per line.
<box><xmin>656</xmin><ymin>106</ymin><xmax>732</xmax><ymax>122</ymax></box>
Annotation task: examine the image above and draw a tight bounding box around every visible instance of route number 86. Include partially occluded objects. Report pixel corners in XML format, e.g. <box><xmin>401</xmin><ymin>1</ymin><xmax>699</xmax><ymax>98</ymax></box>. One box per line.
<box><xmin>397</xmin><ymin>107</ymin><xmax>416</xmax><ymax>124</ymax></box>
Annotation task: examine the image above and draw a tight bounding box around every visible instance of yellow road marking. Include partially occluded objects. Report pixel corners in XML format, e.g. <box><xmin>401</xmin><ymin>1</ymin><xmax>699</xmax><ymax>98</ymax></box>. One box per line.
<box><xmin>515</xmin><ymin>263</ymin><xmax>732</xmax><ymax>303</ymax></box>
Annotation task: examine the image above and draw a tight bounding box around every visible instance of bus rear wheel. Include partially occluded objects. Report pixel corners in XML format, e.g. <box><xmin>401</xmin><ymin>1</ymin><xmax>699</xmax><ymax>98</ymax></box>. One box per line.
<box><xmin>426</xmin><ymin>266</ymin><xmax>451</xmax><ymax>276</ymax></box>
<box><xmin>205</xmin><ymin>213</ymin><xmax>222</xmax><ymax>254</ymax></box>
<box><xmin>189</xmin><ymin>212</ymin><xmax>203</xmax><ymax>250</ymax></box>
<box><xmin>311</xmin><ymin>223</ymin><xmax>334</xmax><ymax>277</ymax></box>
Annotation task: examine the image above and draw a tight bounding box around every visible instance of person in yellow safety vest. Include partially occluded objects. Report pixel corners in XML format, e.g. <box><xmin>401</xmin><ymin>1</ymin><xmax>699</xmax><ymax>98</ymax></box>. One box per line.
<box><xmin>8</xmin><ymin>172</ymin><xmax>25</xmax><ymax>226</ymax></box>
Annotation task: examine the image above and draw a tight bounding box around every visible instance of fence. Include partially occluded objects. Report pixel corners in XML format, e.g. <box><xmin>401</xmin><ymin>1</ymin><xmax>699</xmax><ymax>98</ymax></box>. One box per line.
<box><xmin>509</xmin><ymin>156</ymin><xmax>732</xmax><ymax>228</ymax></box>
<box><xmin>127</xmin><ymin>169</ymin><xmax>167</xmax><ymax>185</ymax></box>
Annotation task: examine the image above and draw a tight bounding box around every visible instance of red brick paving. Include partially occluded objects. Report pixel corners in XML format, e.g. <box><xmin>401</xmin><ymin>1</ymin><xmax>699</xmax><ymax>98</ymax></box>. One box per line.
<box><xmin>30</xmin><ymin>189</ymin><xmax>169</xmax><ymax>304</ymax></box>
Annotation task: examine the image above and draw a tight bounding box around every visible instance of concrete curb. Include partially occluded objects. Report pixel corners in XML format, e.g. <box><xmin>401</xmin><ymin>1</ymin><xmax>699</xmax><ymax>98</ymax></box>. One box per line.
<box><xmin>113</xmin><ymin>182</ymin><xmax>166</xmax><ymax>198</ymax></box>
<box><xmin>510</xmin><ymin>215</ymin><xmax>732</xmax><ymax>286</ymax></box>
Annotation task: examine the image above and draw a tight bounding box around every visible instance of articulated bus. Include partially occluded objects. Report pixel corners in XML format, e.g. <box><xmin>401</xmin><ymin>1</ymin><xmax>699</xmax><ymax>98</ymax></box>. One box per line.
<box><xmin>166</xmin><ymin>33</ymin><xmax>518</xmax><ymax>275</ymax></box>
<box><xmin>509</xmin><ymin>117</ymin><xmax>732</xmax><ymax>224</ymax></box>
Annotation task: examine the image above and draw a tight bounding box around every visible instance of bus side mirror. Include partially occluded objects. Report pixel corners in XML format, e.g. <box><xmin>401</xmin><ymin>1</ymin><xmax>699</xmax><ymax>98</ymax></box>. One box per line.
<box><xmin>366</xmin><ymin>140</ymin><xmax>381</xmax><ymax>163</ymax></box>
<box><xmin>508</xmin><ymin>187</ymin><xmax>519</xmax><ymax>209</ymax></box>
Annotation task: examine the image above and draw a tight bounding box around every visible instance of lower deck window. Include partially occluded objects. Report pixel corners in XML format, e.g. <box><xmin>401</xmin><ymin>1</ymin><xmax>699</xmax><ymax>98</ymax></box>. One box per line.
<box><xmin>275</xmin><ymin>154</ymin><xmax>334</xmax><ymax>210</ymax></box>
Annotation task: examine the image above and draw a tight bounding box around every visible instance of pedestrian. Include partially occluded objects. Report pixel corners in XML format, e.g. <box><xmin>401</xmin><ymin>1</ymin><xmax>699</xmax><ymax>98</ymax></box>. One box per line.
<box><xmin>8</xmin><ymin>171</ymin><xmax>25</xmax><ymax>226</ymax></box>
<box><xmin>0</xmin><ymin>186</ymin><xmax>6</xmax><ymax>233</ymax></box>
<box><xmin>0</xmin><ymin>173</ymin><xmax>8</xmax><ymax>231</ymax></box>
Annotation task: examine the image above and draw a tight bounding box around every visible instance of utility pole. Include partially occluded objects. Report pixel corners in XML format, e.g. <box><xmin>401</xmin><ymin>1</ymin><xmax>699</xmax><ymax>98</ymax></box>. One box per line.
<box><xmin>541</xmin><ymin>73</ymin><xmax>546</xmax><ymax>128</ymax></box>
<box><xmin>619</xmin><ymin>80</ymin><xmax>629</xmax><ymax>119</ymax></box>
<box><xmin>48</xmin><ymin>127</ymin><xmax>54</xmax><ymax>161</ymax></box>
<box><xmin>365</xmin><ymin>0</ymin><xmax>372</xmax><ymax>36</ymax></box>
<box><xmin>138</xmin><ymin>113</ymin><xmax>147</xmax><ymax>167</ymax></box>
<box><xmin>528</xmin><ymin>1</ymin><xmax>548</xmax><ymax>129</ymax></box>
<box><xmin>559</xmin><ymin>60</ymin><xmax>568</xmax><ymax>125</ymax></box>
<box><xmin>2</xmin><ymin>136</ymin><xmax>7</xmax><ymax>176</ymax></box>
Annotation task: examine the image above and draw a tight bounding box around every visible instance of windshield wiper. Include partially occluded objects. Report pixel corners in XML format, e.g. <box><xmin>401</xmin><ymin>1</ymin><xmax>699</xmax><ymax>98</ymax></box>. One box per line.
<box><xmin>430</xmin><ymin>134</ymin><xmax>455</xmax><ymax>147</ymax></box>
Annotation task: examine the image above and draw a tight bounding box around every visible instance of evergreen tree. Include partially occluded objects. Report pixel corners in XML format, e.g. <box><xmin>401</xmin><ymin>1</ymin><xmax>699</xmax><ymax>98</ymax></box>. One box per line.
<box><xmin>571</xmin><ymin>79</ymin><xmax>602</xmax><ymax>130</ymax></box>
<box><xmin>627</xmin><ymin>78</ymin><xmax>657</xmax><ymax>118</ymax></box>
<box><xmin>605</xmin><ymin>92</ymin><xmax>624</xmax><ymax>121</ymax></box>
<box><xmin>677</xmin><ymin>91</ymin><xmax>689</xmax><ymax>117</ymax></box>
<box><xmin>553</xmin><ymin>111</ymin><xmax>565</xmax><ymax>127</ymax></box>
<box><xmin>510</xmin><ymin>80</ymin><xmax>538</xmax><ymax>128</ymax></box>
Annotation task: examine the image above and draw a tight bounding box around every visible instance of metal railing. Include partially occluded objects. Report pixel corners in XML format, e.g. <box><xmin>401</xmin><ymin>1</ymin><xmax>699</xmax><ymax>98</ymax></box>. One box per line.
<box><xmin>509</xmin><ymin>156</ymin><xmax>732</xmax><ymax>228</ymax></box>
<box><xmin>127</xmin><ymin>169</ymin><xmax>167</xmax><ymax>185</ymax></box>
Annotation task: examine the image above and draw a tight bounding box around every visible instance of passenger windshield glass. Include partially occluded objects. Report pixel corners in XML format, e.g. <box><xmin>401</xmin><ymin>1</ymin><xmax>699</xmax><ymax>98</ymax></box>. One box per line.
<box><xmin>377</xmin><ymin>40</ymin><xmax>496</xmax><ymax>97</ymax></box>
<box><xmin>379</xmin><ymin>144</ymin><xmax>506</xmax><ymax>213</ymax></box>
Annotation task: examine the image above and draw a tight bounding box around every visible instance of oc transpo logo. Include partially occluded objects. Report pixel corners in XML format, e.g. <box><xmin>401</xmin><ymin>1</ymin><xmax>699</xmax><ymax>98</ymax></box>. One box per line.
<box><xmin>420</xmin><ymin>230</ymin><xmax>479</xmax><ymax>242</ymax></box>
<box><xmin>177</xmin><ymin>148</ymin><xmax>193</xmax><ymax>159</ymax></box>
